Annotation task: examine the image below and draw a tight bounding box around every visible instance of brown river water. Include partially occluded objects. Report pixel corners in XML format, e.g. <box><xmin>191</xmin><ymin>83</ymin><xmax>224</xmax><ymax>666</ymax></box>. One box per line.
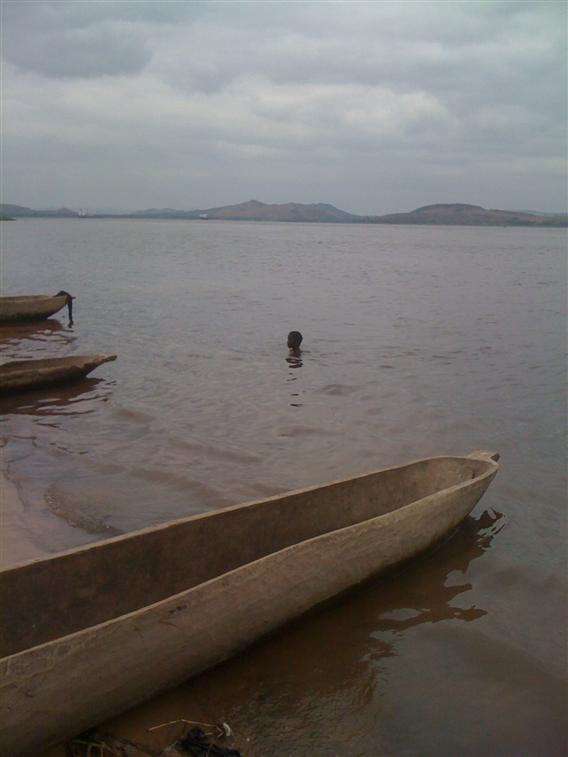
<box><xmin>1</xmin><ymin>219</ymin><xmax>566</xmax><ymax>755</ymax></box>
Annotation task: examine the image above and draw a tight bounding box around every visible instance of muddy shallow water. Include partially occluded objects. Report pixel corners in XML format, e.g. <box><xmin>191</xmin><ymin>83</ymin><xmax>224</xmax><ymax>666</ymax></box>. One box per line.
<box><xmin>1</xmin><ymin>219</ymin><xmax>566</xmax><ymax>755</ymax></box>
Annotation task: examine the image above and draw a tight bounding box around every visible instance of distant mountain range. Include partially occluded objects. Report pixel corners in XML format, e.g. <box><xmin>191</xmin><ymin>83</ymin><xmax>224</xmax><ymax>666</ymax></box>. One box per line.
<box><xmin>129</xmin><ymin>199</ymin><xmax>358</xmax><ymax>222</ymax></box>
<box><xmin>2</xmin><ymin>201</ymin><xmax>566</xmax><ymax>227</ymax></box>
<box><xmin>0</xmin><ymin>204</ymin><xmax>78</xmax><ymax>218</ymax></box>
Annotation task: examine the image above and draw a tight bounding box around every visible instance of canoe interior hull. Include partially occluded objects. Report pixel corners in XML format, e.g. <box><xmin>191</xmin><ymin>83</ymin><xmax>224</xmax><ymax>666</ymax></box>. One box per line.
<box><xmin>0</xmin><ymin>453</ymin><xmax>499</xmax><ymax>755</ymax></box>
<box><xmin>0</xmin><ymin>295</ymin><xmax>67</xmax><ymax>322</ymax></box>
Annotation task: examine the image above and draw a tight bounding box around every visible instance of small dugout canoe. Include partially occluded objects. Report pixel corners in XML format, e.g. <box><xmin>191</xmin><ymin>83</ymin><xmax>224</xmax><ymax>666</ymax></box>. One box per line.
<box><xmin>0</xmin><ymin>294</ymin><xmax>70</xmax><ymax>322</ymax></box>
<box><xmin>0</xmin><ymin>354</ymin><xmax>116</xmax><ymax>395</ymax></box>
<box><xmin>0</xmin><ymin>450</ymin><xmax>499</xmax><ymax>754</ymax></box>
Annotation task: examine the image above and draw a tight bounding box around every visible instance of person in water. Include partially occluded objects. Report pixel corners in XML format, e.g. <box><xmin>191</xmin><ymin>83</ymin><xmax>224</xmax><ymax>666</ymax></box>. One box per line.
<box><xmin>287</xmin><ymin>331</ymin><xmax>303</xmax><ymax>351</ymax></box>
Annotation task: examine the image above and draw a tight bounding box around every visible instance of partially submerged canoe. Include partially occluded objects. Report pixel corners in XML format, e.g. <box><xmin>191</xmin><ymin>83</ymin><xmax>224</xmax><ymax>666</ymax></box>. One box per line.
<box><xmin>0</xmin><ymin>294</ymin><xmax>68</xmax><ymax>322</ymax></box>
<box><xmin>0</xmin><ymin>450</ymin><xmax>499</xmax><ymax>755</ymax></box>
<box><xmin>0</xmin><ymin>354</ymin><xmax>116</xmax><ymax>395</ymax></box>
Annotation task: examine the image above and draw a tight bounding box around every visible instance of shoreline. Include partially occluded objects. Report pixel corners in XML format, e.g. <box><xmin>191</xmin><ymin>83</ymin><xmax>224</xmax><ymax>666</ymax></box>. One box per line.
<box><xmin>0</xmin><ymin>448</ymin><xmax>46</xmax><ymax>568</ymax></box>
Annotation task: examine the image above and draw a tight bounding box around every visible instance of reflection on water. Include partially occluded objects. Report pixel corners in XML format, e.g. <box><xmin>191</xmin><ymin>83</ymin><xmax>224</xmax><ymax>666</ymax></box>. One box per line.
<box><xmin>0</xmin><ymin>377</ymin><xmax>109</xmax><ymax>417</ymax></box>
<box><xmin>286</xmin><ymin>350</ymin><xmax>304</xmax><ymax>406</ymax></box>
<box><xmin>0</xmin><ymin>318</ymin><xmax>63</xmax><ymax>338</ymax></box>
<box><xmin>0</xmin><ymin>319</ymin><xmax>74</xmax><ymax>354</ymax></box>
<box><xmin>373</xmin><ymin>509</ymin><xmax>504</xmax><ymax>633</ymax></box>
<box><xmin>285</xmin><ymin>354</ymin><xmax>303</xmax><ymax>368</ymax></box>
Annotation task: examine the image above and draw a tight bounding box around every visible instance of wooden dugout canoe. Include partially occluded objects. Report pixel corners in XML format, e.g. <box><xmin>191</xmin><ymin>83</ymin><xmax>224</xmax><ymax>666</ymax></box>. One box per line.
<box><xmin>0</xmin><ymin>295</ymin><xmax>68</xmax><ymax>322</ymax></box>
<box><xmin>0</xmin><ymin>450</ymin><xmax>499</xmax><ymax>755</ymax></box>
<box><xmin>0</xmin><ymin>354</ymin><xmax>116</xmax><ymax>395</ymax></box>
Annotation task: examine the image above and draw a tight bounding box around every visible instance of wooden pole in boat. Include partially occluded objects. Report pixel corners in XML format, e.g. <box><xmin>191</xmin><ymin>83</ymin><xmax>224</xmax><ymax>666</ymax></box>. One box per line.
<box><xmin>55</xmin><ymin>290</ymin><xmax>75</xmax><ymax>326</ymax></box>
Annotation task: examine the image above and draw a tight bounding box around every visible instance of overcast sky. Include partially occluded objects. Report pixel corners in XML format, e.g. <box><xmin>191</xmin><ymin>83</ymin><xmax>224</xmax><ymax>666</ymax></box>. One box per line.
<box><xmin>2</xmin><ymin>0</ymin><xmax>566</xmax><ymax>213</ymax></box>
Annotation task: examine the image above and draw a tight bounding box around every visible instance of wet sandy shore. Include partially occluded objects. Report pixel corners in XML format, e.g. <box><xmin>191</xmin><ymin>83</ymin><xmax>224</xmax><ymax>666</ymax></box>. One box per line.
<box><xmin>0</xmin><ymin>452</ymin><xmax>46</xmax><ymax>568</ymax></box>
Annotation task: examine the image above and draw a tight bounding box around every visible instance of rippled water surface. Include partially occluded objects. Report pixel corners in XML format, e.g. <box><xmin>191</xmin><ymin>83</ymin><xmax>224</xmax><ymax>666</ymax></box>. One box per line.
<box><xmin>2</xmin><ymin>219</ymin><xmax>566</xmax><ymax>755</ymax></box>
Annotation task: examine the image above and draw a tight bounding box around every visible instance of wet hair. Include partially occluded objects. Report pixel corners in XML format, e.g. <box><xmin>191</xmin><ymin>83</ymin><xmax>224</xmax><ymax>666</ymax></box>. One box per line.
<box><xmin>287</xmin><ymin>331</ymin><xmax>303</xmax><ymax>349</ymax></box>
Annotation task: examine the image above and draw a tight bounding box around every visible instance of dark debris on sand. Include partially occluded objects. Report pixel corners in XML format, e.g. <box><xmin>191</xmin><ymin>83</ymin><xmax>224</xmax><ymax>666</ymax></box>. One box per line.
<box><xmin>67</xmin><ymin>723</ymin><xmax>243</xmax><ymax>757</ymax></box>
<box><xmin>178</xmin><ymin>727</ymin><xmax>242</xmax><ymax>757</ymax></box>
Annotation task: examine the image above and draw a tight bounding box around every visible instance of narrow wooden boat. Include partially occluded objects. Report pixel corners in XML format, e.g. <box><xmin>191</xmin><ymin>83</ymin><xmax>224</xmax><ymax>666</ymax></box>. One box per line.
<box><xmin>0</xmin><ymin>354</ymin><xmax>116</xmax><ymax>395</ymax></box>
<box><xmin>0</xmin><ymin>450</ymin><xmax>499</xmax><ymax>755</ymax></box>
<box><xmin>0</xmin><ymin>294</ymin><xmax>69</xmax><ymax>322</ymax></box>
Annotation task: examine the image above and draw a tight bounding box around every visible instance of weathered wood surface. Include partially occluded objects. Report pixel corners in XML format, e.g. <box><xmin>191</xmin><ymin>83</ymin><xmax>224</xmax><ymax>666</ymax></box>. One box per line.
<box><xmin>0</xmin><ymin>295</ymin><xmax>67</xmax><ymax>322</ymax></box>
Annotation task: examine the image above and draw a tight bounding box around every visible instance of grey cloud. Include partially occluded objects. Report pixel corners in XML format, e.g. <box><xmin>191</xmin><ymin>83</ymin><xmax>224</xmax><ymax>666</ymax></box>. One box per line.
<box><xmin>3</xmin><ymin>1</ymin><xmax>197</xmax><ymax>30</ymax></box>
<box><xmin>2</xmin><ymin>0</ymin><xmax>201</xmax><ymax>77</ymax></box>
<box><xmin>147</xmin><ymin>0</ymin><xmax>565</xmax><ymax>147</ymax></box>
<box><xmin>4</xmin><ymin>24</ymin><xmax>151</xmax><ymax>78</ymax></box>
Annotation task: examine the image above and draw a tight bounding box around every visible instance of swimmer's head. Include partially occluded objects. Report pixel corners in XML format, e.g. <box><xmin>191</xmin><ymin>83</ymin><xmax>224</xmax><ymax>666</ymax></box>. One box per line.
<box><xmin>287</xmin><ymin>331</ymin><xmax>303</xmax><ymax>350</ymax></box>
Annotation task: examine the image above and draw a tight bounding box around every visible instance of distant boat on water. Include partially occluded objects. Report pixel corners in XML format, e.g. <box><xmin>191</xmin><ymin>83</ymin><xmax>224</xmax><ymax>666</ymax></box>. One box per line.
<box><xmin>199</xmin><ymin>213</ymin><xmax>209</xmax><ymax>219</ymax></box>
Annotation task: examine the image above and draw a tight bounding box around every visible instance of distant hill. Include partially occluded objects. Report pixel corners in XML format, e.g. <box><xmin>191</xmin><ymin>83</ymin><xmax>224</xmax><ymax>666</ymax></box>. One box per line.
<box><xmin>0</xmin><ymin>204</ymin><xmax>78</xmax><ymax>218</ymax></box>
<box><xmin>361</xmin><ymin>203</ymin><xmax>568</xmax><ymax>227</ymax></box>
<box><xmin>130</xmin><ymin>200</ymin><xmax>357</xmax><ymax>223</ymax></box>
<box><xmin>204</xmin><ymin>199</ymin><xmax>357</xmax><ymax>222</ymax></box>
